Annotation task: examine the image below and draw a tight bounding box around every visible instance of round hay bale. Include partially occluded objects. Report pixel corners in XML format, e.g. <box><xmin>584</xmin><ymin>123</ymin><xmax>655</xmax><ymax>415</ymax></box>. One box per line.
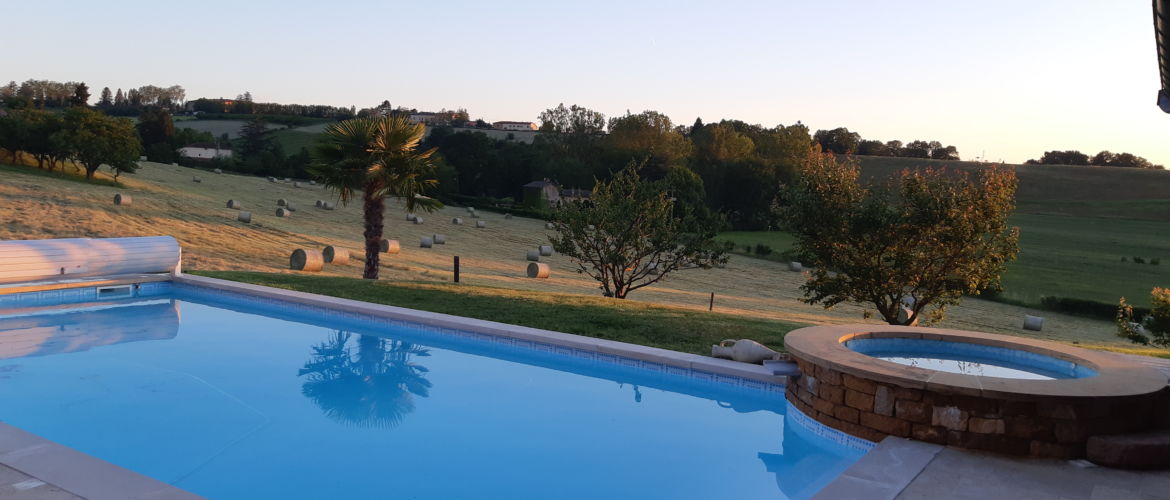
<box><xmin>452</xmin><ymin>217</ymin><xmax>463</xmax><ymax>225</ymax></box>
<box><xmin>475</xmin><ymin>221</ymin><xmax>486</xmax><ymax>228</ymax></box>
<box><xmin>277</xmin><ymin>199</ymin><xmax>288</xmax><ymax>207</ymax></box>
<box><xmin>1023</xmin><ymin>315</ymin><xmax>1044</xmax><ymax>331</ymax></box>
<box><xmin>505</xmin><ymin>213</ymin><xmax>513</xmax><ymax>220</ymax></box>
<box><xmin>192</xmin><ymin>177</ymin><xmax>202</xmax><ymax>183</ymax></box>
<box><xmin>406</xmin><ymin>213</ymin><xmax>417</xmax><ymax>222</ymax></box>
<box><xmin>276</xmin><ymin>208</ymin><xmax>291</xmax><ymax>217</ymax></box>
<box><xmin>214</xmin><ymin>168</ymin><xmax>223</xmax><ymax>174</ymax></box>
<box><xmin>323</xmin><ymin>202</ymin><xmax>335</xmax><ymax>210</ymax></box>
<box><xmin>380</xmin><ymin>239</ymin><xmax>400</xmax><ymax>254</ymax></box>
<box><xmin>788</xmin><ymin>262</ymin><xmax>803</xmax><ymax>272</ymax></box>
<box><xmin>526</xmin><ymin>250</ymin><xmax>540</xmax><ymax>262</ymax></box>
<box><xmin>293</xmin><ymin>182</ymin><xmax>302</xmax><ymax>188</ymax></box>
<box><xmin>466</xmin><ymin>206</ymin><xmax>475</xmax><ymax>213</ymax></box>
<box><xmin>413</xmin><ymin>217</ymin><xmax>424</xmax><ymax>225</ymax></box>
<box><xmin>323</xmin><ymin>246</ymin><xmax>350</xmax><ymax>265</ymax></box>
<box><xmin>315</xmin><ymin>200</ymin><xmax>323</xmax><ymax>208</ymax></box>
<box><xmin>545</xmin><ymin>222</ymin><xmax>555</xmax><ymax>230</ymax></box>
<box><xmin>469</xmin><ymin>209</ymin><xmax>478</xmax><ymax>217</ymax></box>
<box><xmin>290</xmin><ymin>249</ymin><xmax>324</xmax><ymax>272</ymax></box>
<box><xmin>433</xmin><ymin>234</ymin><xmax>447</xmax><ymax>245</ymax></box>
<box><xmin>237</xmin><ymin>211</ymin><xmax>252</xmax><ymax>223</ymax></box>
<box><xmin>284</xmin><ymin>178</ymin><xmax>292</xmax><ymax>183</ymax></box>
<box><xmin>285</xmin><ymin>203</ymin><xmax>296</xmax><ymax>212</ymax></box>
<box><xmin>539</xmin><ymin>245</ymin><xmax>553</xmax><ymax>256</ymax></box>
<box><xmin>268</xmin><ymin>177</ymin><xmax>276</xmax><ymax>182</ymax></box>
<box><xmin>113</xmin><ymin>194</ymin><xmax>132</xmax><ymax>206</ymax></box>
<box><xmin>138</xmin><ymin>155</ymin><xmax>147</xmax><ymax>161</ymax></box>
<box><xmin>527</xmin><ymin>262</ymin><xmax>550</xmax><ymax>279</ymax></box>
<box><xmin>309</xmin><ymin>180</ymin><xmax>316</xmax><ymax>185</ymax></box>
<box><xmin>420</xmin><ymin>237</ymin><xmax>433</xmax><ymax>248</ymax></box>
<box><xmin>226</xmin><ymin>199</ymin><xmax>242</xmax><ymax>209</ymax></box>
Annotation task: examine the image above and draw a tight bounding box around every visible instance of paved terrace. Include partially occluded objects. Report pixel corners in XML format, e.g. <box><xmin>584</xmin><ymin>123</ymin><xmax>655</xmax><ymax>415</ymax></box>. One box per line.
<box><xmin>819</xmin><ymin>437</ymin><xmax>1170</xmax><ymax>500</ymax></box>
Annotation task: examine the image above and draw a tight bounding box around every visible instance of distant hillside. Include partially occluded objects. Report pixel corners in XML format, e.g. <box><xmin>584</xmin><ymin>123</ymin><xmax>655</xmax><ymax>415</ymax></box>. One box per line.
<box><xmin>854</xmin><ymin>156</ymin><xmax>1170</xmax><ymax>220</ymax></box>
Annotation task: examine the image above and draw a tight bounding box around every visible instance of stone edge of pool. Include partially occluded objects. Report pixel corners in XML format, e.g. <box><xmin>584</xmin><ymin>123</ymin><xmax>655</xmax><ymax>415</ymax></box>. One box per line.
<box><xmin>783</xmin><ymin>324</ymin><xmax>1170</xmax><ymax>459</ymax></box>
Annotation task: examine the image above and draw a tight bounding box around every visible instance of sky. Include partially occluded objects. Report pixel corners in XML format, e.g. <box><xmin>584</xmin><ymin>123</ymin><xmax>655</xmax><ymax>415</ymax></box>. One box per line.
<box><xmin>5</xmin><ymin>0</ymin><xmax>1166</xmax><ymax>166</ymax></box>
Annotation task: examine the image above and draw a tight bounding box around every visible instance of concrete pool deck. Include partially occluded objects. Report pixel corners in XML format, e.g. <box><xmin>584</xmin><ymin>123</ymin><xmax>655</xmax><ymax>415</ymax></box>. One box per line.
<box><xmin>818</xmin><ymin>437</ymin><xmax>1170</xmax><ymax>500</ymax></box>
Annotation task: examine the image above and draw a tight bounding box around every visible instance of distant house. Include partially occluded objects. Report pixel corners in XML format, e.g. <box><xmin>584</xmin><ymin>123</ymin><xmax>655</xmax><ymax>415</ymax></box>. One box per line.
<box><xmin>493</xmin><ymin>121</ymin><xmax>538</xmax><ymax>131</ymax></box>
<box><xmin>560</xmin><ymin>188</ymin><xmax>590</xmax><ymax>202</ymax></box>
<box><xmin>409</xmin><ymin>112</ymin><xmax>441</xmax><ymax>125</ymax></box>
<box><xmin>522</xmin><ymin>180</ymin><xmax>561</xmax><ymax>208</ymax></box>
<box><xmin>178</xmin><ymin>143</ymin><xmax>232</xmax><ymax>160</ymax></box>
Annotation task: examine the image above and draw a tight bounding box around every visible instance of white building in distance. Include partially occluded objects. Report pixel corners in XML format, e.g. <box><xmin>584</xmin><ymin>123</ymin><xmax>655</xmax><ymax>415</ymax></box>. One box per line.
<box><xmin>178</xmin><ymin>143</ymin><xmax>232</xmax><ymax>160</ymax></box>
<box><xmin>492</xmin><ymin>121</ymin><xmax>538</xmax><ymax>131</ymax></box>
<box><xmin>409</xmin><ymin>112</ymin><xmax>441</xmax><ymax>125</ymax></box>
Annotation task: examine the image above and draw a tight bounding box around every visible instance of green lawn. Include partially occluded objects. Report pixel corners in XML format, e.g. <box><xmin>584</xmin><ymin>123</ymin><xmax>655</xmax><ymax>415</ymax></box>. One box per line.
<box><xmin>191</xmin><ymin>271</ymin><xmax>800</xmax><ymax>355</ymax></box>
<box><xmin>1000</xmin><ymin>213</ymin><xmax>1170</xmax><ymax>308</ymax></box>
<box><xmin>173</xmin><ymin>120</ymin><xmax>283</xmax><ymax>139</ymax></box>
<box><xmin>720</xmin><ymin>211</ymin><xmax>1170</xmax><ymax>310</ymax></box>
<box><xmin>269</xmin><ymin>128</ymin><xmax>322</xmax><ymax>153</ymax></box>
<box><xmin>718</xmin><ymin>231</ymin><xmax>797</xmax><ymax>262</ymax></box>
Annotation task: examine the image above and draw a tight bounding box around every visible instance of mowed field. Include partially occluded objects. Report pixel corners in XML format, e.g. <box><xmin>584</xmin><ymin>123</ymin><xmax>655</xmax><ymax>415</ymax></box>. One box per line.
<box><xmin>857</xmin><ymin>157</ymin><xmax>1170</xmax><ymax>308</ymax></box>
<box><xmin>1</xmin><ymin>161</ymin><xmax>1160</xmax><ymax>357</ymax></box>
<box><xmin>173</xmin><ymin>119</ymin><xmax>285</xmax><ymax>139</ymax></box>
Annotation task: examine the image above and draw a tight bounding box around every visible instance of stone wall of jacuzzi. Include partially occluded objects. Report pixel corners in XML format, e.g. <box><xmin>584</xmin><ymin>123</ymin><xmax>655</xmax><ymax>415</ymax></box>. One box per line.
<box><xmin>783</xmin><ymin>326</ymin><xmax>1170</xmax><ymax>459</ymax></box>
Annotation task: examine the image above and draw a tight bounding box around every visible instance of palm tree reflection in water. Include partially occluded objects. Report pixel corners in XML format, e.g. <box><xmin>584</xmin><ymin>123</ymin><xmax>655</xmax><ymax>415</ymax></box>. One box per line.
<box><xmin>299</xmin><ymin>331</ymin><xmax>433</xmax><ymax>429</ymax></box>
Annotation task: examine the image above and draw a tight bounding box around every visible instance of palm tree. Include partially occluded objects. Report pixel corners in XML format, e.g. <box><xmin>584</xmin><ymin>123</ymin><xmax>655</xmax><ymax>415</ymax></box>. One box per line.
<box><xmin>311</xmin><ymin>116</ymin><xmax>441</xmax><ymax>279</ymax></box>
<box><xmin>298</xmin><ymin>331</ymin><xmax>433</xmax><ymax>429</ymax></box>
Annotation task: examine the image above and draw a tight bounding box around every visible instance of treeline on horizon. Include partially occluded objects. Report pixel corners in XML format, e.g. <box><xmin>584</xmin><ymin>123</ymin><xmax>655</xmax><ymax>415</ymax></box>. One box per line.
<box><xmin>1025</xmin><ymin>149</ymin><xmax>1163</xmax><ymax>170</ymax></box>
<box><xmin>3</xmin><ymin>78</ymin><xmax>1165</xmax><ymax>229</ymax></box>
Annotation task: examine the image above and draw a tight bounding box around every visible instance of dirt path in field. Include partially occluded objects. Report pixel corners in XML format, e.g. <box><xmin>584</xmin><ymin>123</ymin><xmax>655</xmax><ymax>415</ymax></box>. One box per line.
<box><xmin>0</xmin><ymin>162</ymin><xmax>1160</xmax><ymax>356</ymax></box>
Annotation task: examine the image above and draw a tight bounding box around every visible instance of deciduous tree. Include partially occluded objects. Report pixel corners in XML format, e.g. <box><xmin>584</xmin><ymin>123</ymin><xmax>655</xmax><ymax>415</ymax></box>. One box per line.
<box><xmin>780</xmin><ymin>150</ymin><xmax>1020</xmax><ymax>325</ymax></box>
<box><xmin>1117</xmin><ymin>289</ymin><xmax>1170</xmax><ymax>347</ymax></box>
<box><xmin>548</xmin><ymin>161</ymin><xmax>727</xmax><ymax>299</ymax></box>
<box><xmin>62</xmin><ymin>108</ymin><xmax>141</xmax><ymax>180</ymax></box>
<box><xmin>813</xmin><ymin>127</ymin><xmax>861</xmax><ymax>154</ymax></box>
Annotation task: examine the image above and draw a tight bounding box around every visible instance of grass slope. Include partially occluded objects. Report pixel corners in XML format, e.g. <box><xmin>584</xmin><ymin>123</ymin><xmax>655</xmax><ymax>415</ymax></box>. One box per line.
<box><xmin>0</xmin><ymin>160</ymin><xmax>1162</xmax><ymax>357</ymax></box>
<box><xmin>192</xmin><ymin>271</ymin><xmax>797</xmax><ymax>355</ymax></box>
<box><xmin>269</xmin><ymin>128</ymin><xmax>322</xmax><ymax>153</ymax></box>
<box><xmin>855</xmin><ymin>156</ymin><xmax>1170</xmax><ymax>219</ymax></box>
<box><xmin>173</xmin><ymin>120</ymin><xmax>283</xmax><ymax>139</ymax></box>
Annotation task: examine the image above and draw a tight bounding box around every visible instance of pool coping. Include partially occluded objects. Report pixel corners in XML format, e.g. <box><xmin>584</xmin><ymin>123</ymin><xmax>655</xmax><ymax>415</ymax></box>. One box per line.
<box><xmin>172</xmin><ymin>274</ymin><xmax>787</xmax><ymax>384</ymax></box>
<box><xmin>0</xmin><ymin>422</ymin><xmax>204</xmax><ymax>500</ymax></box>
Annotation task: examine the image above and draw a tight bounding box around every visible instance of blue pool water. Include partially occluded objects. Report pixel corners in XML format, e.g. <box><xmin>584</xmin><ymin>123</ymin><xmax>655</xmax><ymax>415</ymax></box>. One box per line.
<box><xmin>0</xmin><ymin>284</ymin><xmax>865</xmax><ymax>499</ymax></box>
<box><xmin>845</xmin><ymin>337</ymin><xmax>1097</xmax><ymax>380</ymax></box>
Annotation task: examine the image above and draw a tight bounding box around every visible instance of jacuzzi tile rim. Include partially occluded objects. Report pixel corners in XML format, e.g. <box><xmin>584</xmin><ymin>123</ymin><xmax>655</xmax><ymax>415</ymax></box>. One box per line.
<box><xmin>786</xmin><ymin>399</ymin><xmax>876</xmax><ymax>453</ymax></box>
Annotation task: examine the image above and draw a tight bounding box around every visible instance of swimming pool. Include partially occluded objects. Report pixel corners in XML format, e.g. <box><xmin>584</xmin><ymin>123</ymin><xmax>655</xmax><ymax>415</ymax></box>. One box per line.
<box><xmin>0</xmin><ymin>282</ymin><xmax>866</xmax><ymax>499</ymax></box>
<box><xmin>844</xmin><ymin>337</ymin><xmax>1097</xmax><ymax>380</ymax></box>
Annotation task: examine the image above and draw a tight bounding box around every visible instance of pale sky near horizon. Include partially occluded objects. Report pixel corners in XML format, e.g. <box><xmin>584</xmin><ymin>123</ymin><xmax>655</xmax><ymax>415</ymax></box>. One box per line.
<box><xmin>5</xmin><ymin>1</ymin><xmax>1166</xmax><ymax>166</ymax></box>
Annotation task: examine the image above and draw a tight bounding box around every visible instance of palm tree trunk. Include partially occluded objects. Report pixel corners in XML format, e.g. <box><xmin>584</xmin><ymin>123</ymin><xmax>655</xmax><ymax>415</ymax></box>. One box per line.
<box><xmin>362</xmin><ymin>184</ymin><xmax>385</xmax><ymax>279</ymax></box>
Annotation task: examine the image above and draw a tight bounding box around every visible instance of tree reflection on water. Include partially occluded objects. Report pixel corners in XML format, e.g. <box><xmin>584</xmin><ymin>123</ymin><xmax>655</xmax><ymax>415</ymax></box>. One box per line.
<box><xmin>298</xmin><ymin>331</ymin><xmax>432</xmax><ymax>429</ymax></box>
